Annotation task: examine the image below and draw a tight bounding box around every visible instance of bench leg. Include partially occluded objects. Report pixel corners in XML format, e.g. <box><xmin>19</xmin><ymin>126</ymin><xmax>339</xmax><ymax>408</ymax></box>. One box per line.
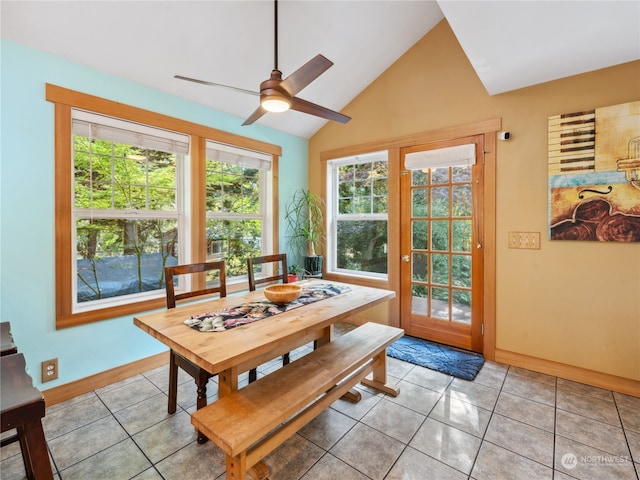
<box><xmin>225</xmin><ymin>454</ymin><xmax>269</xmax><ymax>480</ymax></box>
<box><xmin>218</xmin><ymin>367</ymin><xmax>239</xmax><ymax>398</ymax></box>
<box><xmin>18</xmin><ymin>421</ymin><xmax>54</xmax><ymax>480</ymax></box>
<box><xmin>341</xmin><ymin>389</ymin><xmax>362</xmax><ymax>403</ymax></box>
<box><xmin>248</xmin><ymin>460</ymin><xmax>270</xmax><ymax>480</ymax></box>
<box><xmin>360</xmin><ymin>349</ymin><xmax>400</xmax><ymax>397</ymax></box>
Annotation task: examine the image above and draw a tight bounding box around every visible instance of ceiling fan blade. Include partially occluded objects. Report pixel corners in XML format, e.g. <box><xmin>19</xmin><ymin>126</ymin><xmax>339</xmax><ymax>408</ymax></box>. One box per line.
<box><xmin>280</xmin><ymin>54</ymin><xmax>333</xmax><ymax>97</ymax></box>
<box><xmin>290</xmin><ymin>97</ymin><xmax>351</xmax><ymax>124</ymax></box>
<box><xmin>242</xmin><ymin>105</ymin><xmax>268</xmax><ymax>126</ymax></box>
<box><xmin>174</xmin><ymin>75</ymin><xmax>259</xmax><ymax>97</ymax></box>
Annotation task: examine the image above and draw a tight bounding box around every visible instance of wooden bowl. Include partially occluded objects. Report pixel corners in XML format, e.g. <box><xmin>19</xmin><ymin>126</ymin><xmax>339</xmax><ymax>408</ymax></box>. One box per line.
<box><xmin>264</xmin><ymin>284</ymin><xmax>302</xmax><ymax>304</ymax></box>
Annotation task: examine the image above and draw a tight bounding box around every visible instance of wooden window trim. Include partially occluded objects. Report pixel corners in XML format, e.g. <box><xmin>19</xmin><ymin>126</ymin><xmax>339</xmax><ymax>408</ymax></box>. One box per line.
<box><xmin>48</xmin><ymin>84</ymin><xmax>282</xmax><ymax>329</ymax></box>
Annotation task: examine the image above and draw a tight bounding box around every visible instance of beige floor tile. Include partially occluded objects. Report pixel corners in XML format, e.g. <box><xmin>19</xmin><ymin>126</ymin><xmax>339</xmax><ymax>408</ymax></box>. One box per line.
<box><xmin>47</xmin><ymin>415</ymin><xmax>129</xmax><ymax>470</ymax></box>
<box><xmin>471</xmin><ymin>441</ymin><xmax>553</xmax><ymax>480</ymax></box>
<box><xmin>494</xmin><ymin>390</ymin><xmax>555</xmax><ymax>432</ymax></box>
<box><xmin>300</xmin><ymin>453</ymin><xmax>369</xmax><ymax>479</ymax></box>
<box><xmin>484</xmin><ymin>413</ymin><xmax>554</xmax><ymax>467</ymax></box>
<box><xmin>557</xmin><ymin>389</ymin><xmax>621</xmax><ymax>426</ymax></box>
<box><xmin>59</xmin><ymin>438</ymin><xmax>151</xmax><ymax>480</ymax></box>
<box><xmin>386</xmin><ymin>446</ymin><xmax>467</xmax><ymax>479</ymax></box>
<box><xmin>132</xmin><ymin>410</ymin><xmax>198</xmax><ymax>464</ymax></box>
<box><xmin>445</xmin><ymin>377</ymin><xmax>501</xmax><ymax>410</ymax></box>
<box><xmin>556</xmin><ymin>409</ymin><xmax>630</xmax><ymax>457</ymax></box>
<box><xmin>299</xmin><ymin>407</ymin><xmax>357</xmax><ymax>450</ymax></box>
<box><xmin>428</xmin><ymin>394</ymin><xmax>492</xmax><ymax>437</ymax></box>
<box><xmin>554</xmin><ymin>435</ymin><xmax>637</xmax><ymax>480</ymax></box>
<box><xmin>409</xmin><ymin>417</ymin><xmax>481</xmax><ymax>474</ymax></box>
<box><xmin>330</xmin><ymin>423</ymin><xmax>404</xmax><ymax>480</ymax></box>
<box><xmin>361</xmin><ymin>398</ymin><xmax>425</xmax><ymax>443</ymax></box>
<box><xmin>263</xmin><ymin>434</ymin><xmax>324</xmax><ymax>480</ymax></box>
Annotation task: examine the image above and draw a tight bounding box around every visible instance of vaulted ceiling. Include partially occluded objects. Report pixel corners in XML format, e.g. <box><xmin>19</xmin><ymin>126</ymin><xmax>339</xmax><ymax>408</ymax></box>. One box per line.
<box><xmin>2</xmin><ymin>1</ymin><xmax>638</xmax><ymax>138</ymax></box>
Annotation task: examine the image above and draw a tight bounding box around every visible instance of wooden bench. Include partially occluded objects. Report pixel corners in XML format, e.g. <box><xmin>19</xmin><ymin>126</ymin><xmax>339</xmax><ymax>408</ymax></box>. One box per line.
<box><xmin>1</xmin><ymin>353</ymin><xmax>54</xmax><ymax>480</ymax></box>
<box><xmin>191</xmin><ymin>321</ymin><xmax>403</xmax><ymax>480</ymax></box>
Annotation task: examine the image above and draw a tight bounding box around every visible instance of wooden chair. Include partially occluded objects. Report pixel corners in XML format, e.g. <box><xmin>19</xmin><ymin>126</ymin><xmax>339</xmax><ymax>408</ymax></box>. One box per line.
<box><xmin>165</xmin><ymin>261</ymin><xmax>256</xmax><ymax>443</ymax></box>
<box><xmin>246</xmin><ymin>254</ymin><xmax>290</xmax><ymax>382</ymax></box>
<box><xmin>246</xmin><ymin>253</ymin><xmax>289</xmax><ymax>291</ymax></box>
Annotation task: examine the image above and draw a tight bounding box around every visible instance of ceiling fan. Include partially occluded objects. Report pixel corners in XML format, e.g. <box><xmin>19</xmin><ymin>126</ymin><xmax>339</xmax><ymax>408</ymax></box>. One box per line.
<box><xmin>175</xmin><ymin>0</ymin><xmax>351</xmax><ymax>126</ymax></box>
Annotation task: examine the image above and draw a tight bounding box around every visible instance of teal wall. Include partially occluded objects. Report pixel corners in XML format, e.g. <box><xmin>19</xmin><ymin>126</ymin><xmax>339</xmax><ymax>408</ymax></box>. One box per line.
<box><xmin>0</xmin><ymin>39</ymin><xmax>308</xmax><ymax>390</ymax></box>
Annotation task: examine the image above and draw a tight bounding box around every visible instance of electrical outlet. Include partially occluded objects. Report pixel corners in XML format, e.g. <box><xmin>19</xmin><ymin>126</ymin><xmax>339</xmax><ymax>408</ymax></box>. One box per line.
<box><xmin>508</xmin><ymin>232</ymin><xmax>541</xmax><ymax>249</ymax></box>
<box><xmin>41</xmin><ymin>358</ymin><xmax>59</xmax><ymax>382</ymax></box>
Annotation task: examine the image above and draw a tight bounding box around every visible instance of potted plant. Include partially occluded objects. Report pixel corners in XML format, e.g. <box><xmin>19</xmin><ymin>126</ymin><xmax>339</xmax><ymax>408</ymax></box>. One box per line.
<box><xmin>287</xmin><ymin>264</ymin><xmax>303</xmax><ymax>282</ymax></box>
<box><xmin>285</xmin><ymin>189</ymin><xmax>325</xmax><ymax>276</ymax></box>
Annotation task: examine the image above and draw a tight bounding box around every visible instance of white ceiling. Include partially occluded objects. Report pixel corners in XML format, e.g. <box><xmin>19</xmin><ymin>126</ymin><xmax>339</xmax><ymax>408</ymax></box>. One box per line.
<box><xmin>2</xmin><ymin>1</ymin><xmax>639</xmax><ymax>139</ymax></box>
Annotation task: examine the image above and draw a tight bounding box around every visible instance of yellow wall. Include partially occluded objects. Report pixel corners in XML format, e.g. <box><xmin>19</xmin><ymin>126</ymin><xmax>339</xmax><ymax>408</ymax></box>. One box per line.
<box><xmin>309</xmin><ymin>21</ymin><xmax>640</xmax><ymax>382</ymax></box>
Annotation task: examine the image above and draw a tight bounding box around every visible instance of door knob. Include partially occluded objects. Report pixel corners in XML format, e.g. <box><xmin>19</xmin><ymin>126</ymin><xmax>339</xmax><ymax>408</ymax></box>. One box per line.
<box><xmin>402</xmin><ymin>255</ymin><xmax>410</xmax><ymax>263</ymax></box>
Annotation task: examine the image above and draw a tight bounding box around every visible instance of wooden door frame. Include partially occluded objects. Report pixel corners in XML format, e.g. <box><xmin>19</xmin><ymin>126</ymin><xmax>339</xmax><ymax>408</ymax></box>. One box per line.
<box><xmin>320</xmin><ymin>118</ymin><xmax>500</xmax><ymax>360</ymax></box>
<box><xmin>400</xmin><ymin>135</ymin><xmax>485</xmax><ymax>353</ymax></box>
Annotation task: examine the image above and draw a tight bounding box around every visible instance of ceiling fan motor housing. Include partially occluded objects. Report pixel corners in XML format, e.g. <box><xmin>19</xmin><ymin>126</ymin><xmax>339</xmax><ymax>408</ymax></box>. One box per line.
<box><xmin>260</xmin><ymin>70</ymin><xmax>292</xmax><ymax>111</ymax></box>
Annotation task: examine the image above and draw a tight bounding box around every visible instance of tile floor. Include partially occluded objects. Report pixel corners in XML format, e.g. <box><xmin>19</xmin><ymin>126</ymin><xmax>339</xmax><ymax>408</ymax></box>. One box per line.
<box><xmin>2</xmin><ymin>324</ymin><xmax>639</xmax><ymax>480</ymax></box>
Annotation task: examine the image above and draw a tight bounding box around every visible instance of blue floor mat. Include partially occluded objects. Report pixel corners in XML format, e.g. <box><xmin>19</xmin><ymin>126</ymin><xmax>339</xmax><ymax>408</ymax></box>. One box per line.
<box><xmin>387</xmin><ymin>335</ymin><xmax>484</xmax><ymax>380</ymax></box>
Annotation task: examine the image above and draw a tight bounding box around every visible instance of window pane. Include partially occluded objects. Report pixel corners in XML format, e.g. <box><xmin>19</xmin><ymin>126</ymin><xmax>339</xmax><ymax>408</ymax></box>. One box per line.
<box><xmin>431</xmin><ymin>186</ymin><xmax>449</xmax><ymax>217</ymax></box>
<box><xmin>412</xmin><ymin>220</ymin><xmax>429</xmax><ymax>249</ymax></box>
<box><xmin>412</xmin><ymin>188</ymin><xmax>428</xmax><ymax>217</ymax></box>
<box><xmin>452</xmin><ymin>288</ymin><xmax>471</xmax><ymax>323</ymax></box>
<box><xmin>431</xmin><ymin>253</ymin><xmax>449</xmax><ymax>285</ymax></box>
<box><xmin>431</xmin><ymin>287</ymin><xmax>449</xmax><ymax>319</ymax></box>
<box><xmin>336</xmin><ymin>220</ymin><xmax>387</xmax><ymax>273</ymax></box>
<box><xmin>452</xmin><ymin>220</ymin><xmax>472</xmax><ymax>252</ymax></box>
<box><xmin>452</xmin><ymin>165</ymin><xmax>471</xmax><ymax>183</ymax></box>
<box><xmin>412</xmin><ymin>169</ymin><xmax>429</xmax><ymax>186</ymax></box>
<box><xmin>73</xmin><ymin>136</ymin><xmax>177</xmax><ymax>211</ymax></box>
<box><xmin>452</xmin><ymin>254</ymin><xmax>471</xmax><ymax>288</ymax></box>
<box><xmin>452</xmin><ymin>184</ymin><xmax>471</xmax><ymax>217</ymax></box>
<box><xmin>206</xmin><ymin>160</ymin><xmax>260</xmax><ymax>214</ymax></box>
<box><xmin>76</xmin><ymin>218</ymin><xmax>178</xmax><ymax>303</ymax></box>
<box><xmin>431</xmin><ymin>220</ymin><xmax>449</xmax><ymax>251</ymax></box>
<box><xmin>206</xmin><ymin>219</ymin><xmax>262</xmax><ymax>278</ymax></box>
<box><xmin>412</xmin><ymin>252</ymin><xmax>428</xmax><ymax>281</ymax></box>
<box><xmin>431</xmin><ymin>167</ymin><xmax>449</xmax><ymax>184</ymax></box>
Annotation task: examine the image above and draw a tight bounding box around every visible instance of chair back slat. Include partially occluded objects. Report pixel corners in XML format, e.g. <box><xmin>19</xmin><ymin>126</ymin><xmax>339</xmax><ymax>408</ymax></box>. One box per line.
<box><xmin>165</xmin><ymin>261</ymin><xmax>227</xmax><ymax>309</ymax></box>
<box><xmin>246</xmin><ymin>254</ymin><xmax>288</xmax><ymax>291</ymax></box>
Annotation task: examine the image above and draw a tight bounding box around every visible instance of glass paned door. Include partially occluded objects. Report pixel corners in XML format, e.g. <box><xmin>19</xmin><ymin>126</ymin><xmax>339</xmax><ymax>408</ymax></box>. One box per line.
<box><xmin>401</xmin><ymin>137</ymin><xmax>484</xmax><ymax>352</ymax></box>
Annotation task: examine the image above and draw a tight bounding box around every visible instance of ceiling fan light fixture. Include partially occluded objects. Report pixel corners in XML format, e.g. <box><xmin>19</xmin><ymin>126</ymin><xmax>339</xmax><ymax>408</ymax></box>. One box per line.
<box><xmin>261</xmin><ymin>95</ymin><xmax>291</xmax><ymax>113</ymax></box>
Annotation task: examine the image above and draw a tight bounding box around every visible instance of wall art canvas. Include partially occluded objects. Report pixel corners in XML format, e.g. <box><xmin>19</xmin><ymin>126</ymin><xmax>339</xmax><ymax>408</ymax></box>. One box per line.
<box><xmin>548</xmin><ymin>101</ymin><xmax>640</xmax><ymax>242</ymax></box>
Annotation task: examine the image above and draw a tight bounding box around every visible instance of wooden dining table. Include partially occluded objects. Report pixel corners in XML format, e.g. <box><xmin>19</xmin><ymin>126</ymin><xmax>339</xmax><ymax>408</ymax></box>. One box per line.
<box><xmin>133</xmin><ymin>279</ymin><xmax>395</xmax><ymax>399</ymax></box>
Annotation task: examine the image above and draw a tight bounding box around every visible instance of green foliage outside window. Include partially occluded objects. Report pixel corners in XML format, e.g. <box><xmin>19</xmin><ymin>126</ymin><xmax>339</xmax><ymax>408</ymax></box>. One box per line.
<box><xmin>73</xmin><ymin>135</ymin><xmax>179</xmax><ymax>302</ymax></box>
<box><xmin>334</xmin><ymin>159</ymin><xmax>388</xmax><ymax>274</ymax></box>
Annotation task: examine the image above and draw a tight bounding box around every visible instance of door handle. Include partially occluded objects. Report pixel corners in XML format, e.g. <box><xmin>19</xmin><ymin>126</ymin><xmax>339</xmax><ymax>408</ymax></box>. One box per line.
<box><xmin>402</xmin><ymin>255</ymin><xmax>410</xmax><ymax>263</ymax></box>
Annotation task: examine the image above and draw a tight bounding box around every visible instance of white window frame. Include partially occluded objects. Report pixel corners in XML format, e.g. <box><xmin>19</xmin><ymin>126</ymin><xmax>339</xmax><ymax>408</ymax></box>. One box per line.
<box><xmin>205</xmin><ymin>141</ymin><xmax>274</xmax><ymax>285</ymax></box>
<box><xmin>326</xmin><ymin>150</ymin><xmax>389</xmax><ymax>279</ymax></box>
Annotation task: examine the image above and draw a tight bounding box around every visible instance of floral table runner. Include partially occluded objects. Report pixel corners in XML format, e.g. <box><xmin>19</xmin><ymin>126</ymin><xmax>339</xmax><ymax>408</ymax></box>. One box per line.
<box><xmin>184</xmin><ymin>283</ymin><xmax>351</xmax><ymax>332</ymax></box>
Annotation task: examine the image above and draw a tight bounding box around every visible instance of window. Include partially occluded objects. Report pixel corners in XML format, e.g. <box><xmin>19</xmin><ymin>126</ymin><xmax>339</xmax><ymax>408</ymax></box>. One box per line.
<box><xmin>205</xmin><ymin>141</ymin><xmax>273</xmax><ymax>279</ymax></box>
<box><xmin>326</xmin><ymin>151</ymin><xmax>389</xmax><ymax>277</ymax></box>
<box><xmin>72</xmin><ymin>110</ymin><xmax>187</xmax><ymax>311</ymax></box>
<box><xmin>48</xmin><ymin>84</ymin><xmax>281</xmax><ymax>328</ymax></box>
